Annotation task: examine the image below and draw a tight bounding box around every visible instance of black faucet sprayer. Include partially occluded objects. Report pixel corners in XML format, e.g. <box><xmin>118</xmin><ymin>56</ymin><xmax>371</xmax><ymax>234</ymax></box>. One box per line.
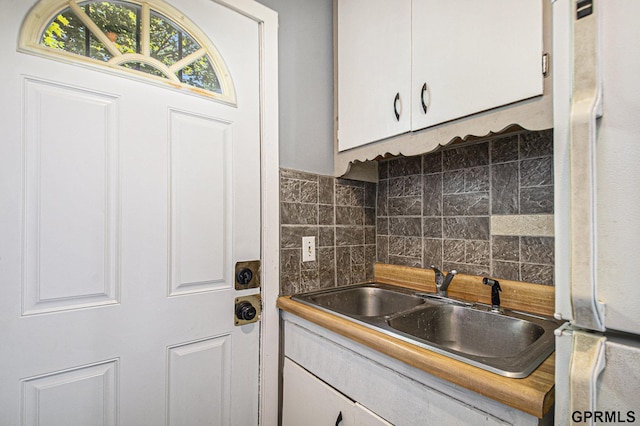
<box><xmin>482</xmin><ymin>278</ymin><xmax>502</xmax><ymax>313</ymax></box>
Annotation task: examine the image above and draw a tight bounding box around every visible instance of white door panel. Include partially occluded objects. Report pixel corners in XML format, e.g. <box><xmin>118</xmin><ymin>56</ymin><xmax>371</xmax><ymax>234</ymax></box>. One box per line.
<box><xmin>0</xmin><ymin>1</ymin><xmax>261</xmax><ymax>424</ymax></box>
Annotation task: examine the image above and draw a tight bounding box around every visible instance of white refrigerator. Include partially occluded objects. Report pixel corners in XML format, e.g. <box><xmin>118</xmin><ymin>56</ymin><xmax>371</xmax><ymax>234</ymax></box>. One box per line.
<box><xmin>553</xmin><ymin>0</ymin><xmax>640</xmax><ymax>424</ymax></box>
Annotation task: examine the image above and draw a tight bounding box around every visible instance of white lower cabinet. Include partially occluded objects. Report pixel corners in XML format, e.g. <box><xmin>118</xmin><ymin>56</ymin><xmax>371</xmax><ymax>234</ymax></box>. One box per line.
<box><xmin>282</xmin><ymin>358</ymin><xmax>392</xmax><ymax>426</ymax></box>
<box><xmin>281</xmin><ymin>312</ymin><xmax>552</xmax><ymax>426</ymax></box>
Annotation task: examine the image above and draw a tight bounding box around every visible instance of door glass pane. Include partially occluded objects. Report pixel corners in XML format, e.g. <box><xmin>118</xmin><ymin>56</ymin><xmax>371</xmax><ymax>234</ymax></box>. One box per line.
<box><xmin>150</xmin><ymin>11</ymin><xmax>200</xmax><ymax>67</ymax></box>
<box><xmin>36</xmin><ymin>0</ymin><xmax>228</xmax><ymax>99</ymax></box>
<box><xmin>180</xmin><ymin>56</ymin><xmax>221</xmax><ymax>93</ymax></box>
<box><xmin>84</xmin><ymin>1</ymin><xmax>141</xmax><ymax>55</ymax></box>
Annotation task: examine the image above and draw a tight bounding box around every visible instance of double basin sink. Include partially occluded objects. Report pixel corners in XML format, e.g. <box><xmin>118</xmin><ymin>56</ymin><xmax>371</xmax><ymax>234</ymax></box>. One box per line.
<box><xmin>292</xmin><ymin>283</ymin><xmax>562</xmax><ymax>378</ymax></box>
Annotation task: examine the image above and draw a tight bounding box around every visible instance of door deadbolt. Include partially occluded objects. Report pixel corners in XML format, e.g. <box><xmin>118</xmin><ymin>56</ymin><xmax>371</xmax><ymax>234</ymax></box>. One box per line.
<box><xmin>236</xmin><ymin>268</ymin><xmax>253</xmax><ymax>286</ymax></box>
<box><xmin>234</xmin><ymin>295</ymin><xmax>261</xmax><ymax>326</ymax></box>
<box><xmin>235</xmin><ymin>260</ymin><xmax>260</xmax><ymax>290</ymax></box>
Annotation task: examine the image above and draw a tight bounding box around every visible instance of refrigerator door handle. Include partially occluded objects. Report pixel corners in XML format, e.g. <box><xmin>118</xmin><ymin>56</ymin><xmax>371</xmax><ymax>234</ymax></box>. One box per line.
<box><xmin>569</xmin><ymin>330</ymin><xmax>606</xmax><ymax>426</ymax></box>
<box><xmin>569</xmin><ymin>0</ymin><xmax>605</xmax><ymax>331</ymax></box>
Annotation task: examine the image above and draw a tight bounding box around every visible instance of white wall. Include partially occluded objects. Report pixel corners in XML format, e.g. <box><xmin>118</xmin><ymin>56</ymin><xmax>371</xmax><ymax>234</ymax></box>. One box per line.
<box><xmin>256</xmin><ymin>0</ymin><xmax>334</xmax><ymax>176</ymax></box>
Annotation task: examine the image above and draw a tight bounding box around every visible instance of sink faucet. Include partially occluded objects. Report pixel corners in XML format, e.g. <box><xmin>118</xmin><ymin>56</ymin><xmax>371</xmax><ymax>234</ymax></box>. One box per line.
<box><xmin>430</xmin><ymin>265</ymin><xmax>457</xmax><ymax>297</ymax></box>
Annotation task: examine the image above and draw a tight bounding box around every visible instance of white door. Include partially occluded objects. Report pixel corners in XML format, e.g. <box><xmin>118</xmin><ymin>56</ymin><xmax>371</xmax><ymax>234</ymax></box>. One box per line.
<box><xmin>0</xmin><ymin>1</ymin><xmax>262</xmax><ymax>424</ymax></box>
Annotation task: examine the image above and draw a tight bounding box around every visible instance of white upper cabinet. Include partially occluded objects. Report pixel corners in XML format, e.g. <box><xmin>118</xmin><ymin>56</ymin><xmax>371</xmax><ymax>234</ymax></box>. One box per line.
<box><xmin>411</xmin><ymin>0</ymin><xmax>543</xmax><ymax>130</ymax></box>
<box><xmin>337</xmin><ymin>0</ymin><xmax>411</xmax><ymax>152</ymax></box>
<box><xmin>336</xmin><ymin>0</ymin><xmax>546</xmax><ymax>157</ymax></box>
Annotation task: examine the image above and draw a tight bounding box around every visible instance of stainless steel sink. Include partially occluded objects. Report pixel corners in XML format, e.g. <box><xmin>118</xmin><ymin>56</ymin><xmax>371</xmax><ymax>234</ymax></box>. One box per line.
<box><xmin>292</xmin><ymin>283</ymin><xmax>563</xmax><ymax>378</ymax></box>
<box><xmin>294</xmin><ymin>284</ymin><xmax>425</xmax><ymax>317</ymax></box>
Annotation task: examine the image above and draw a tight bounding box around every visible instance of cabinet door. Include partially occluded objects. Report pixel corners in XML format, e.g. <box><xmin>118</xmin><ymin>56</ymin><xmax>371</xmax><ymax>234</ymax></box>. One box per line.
<box><xmin>282</xmin><ymin>358</ymin><xmax>391</xmax><ymax>426</ymax></box>
<box><xmin>337</xmin><ymin>0</ymin><xmax>411</xmax><ymax>151</ymax></box>
<box><xmin>411</xmin><ymin>0</ymin><xmax>543</xmax><ymax>130</ymax></box>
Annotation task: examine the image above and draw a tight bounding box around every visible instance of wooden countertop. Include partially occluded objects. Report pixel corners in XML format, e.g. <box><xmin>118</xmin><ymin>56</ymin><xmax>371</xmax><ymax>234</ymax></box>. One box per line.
<box><xmin>277</xmin><ymin>263</ymin><xmax>557</xmax><ymax>419</ymax></box>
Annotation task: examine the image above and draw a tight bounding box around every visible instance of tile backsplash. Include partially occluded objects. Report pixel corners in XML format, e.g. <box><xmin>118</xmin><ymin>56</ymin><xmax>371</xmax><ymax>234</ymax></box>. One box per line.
<box><xmin>280</xmin><ymin>169</ymin><xmax>376</xmax><ymax>295</ymax></box>
<box><xmin>279</xmin><ymin>129</ymin><xmax>555</xmax><ymax>295</ymax></box>
<box><xmin>377</xmin><ymin>129</ymin><xmax>555</xmax><ymax>285</ymax></box>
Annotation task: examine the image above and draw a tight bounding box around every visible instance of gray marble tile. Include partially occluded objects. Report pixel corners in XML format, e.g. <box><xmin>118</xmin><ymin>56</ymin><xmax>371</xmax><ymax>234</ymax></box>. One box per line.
<box><xmin>520</xmin><ymin>157</ymin><xmax>553</xmax><ymax>187</ymax></box>
<box><xmin>465</xmin><ymin>167</ymin><xmax>490</xmax><ymax>192</ymax></box>
<box><xmin>280</xmin><ymin>271</ymin><xmax>300</xmax><ymax>296</ymax></box>
<box><xmin>443</xmin><ymin>262</ymin><xmax>490</xmax><ymax>277</ymax></box>
<box><xmin>378</xmin><ymin>161</ymin><xmax>389</xmax><ymax>180</ymax></box>
<box><xmin>318</xmin><ymin>204</ymin><xmax>334</xmax><ymax>225</ymax></box>
<box><xmin>491</xmin><ymin>135</ymin><xmax>519</xmax><ymax>163</ymax></box>
<box><xmin>336</xmin><ymin>246</ymin><xmax>351</xmax><ymax>286</ymax></box>
<box><xmin>335</xmin><ymin>183</ymin><xmax>365</xmax><ymax>207</ymax></box>
<box><xmin>520</xmin><ymin>186</ymin><xmax>554</xmax><ymax>214</ymax></box>
<box><xmin>365</xmin><ymin>182</ymin><xmax>377</xmax><ymax>208</ymax></box>
<box><xmin>520</xmin><ymin>129</ymin><xmax>553</xmax><ymax>159</ymax></box>
<box><xmin>423</xmin><ymin>238</ymin><xmax>443</xmax><ymax>268</ymax></box>
<box><xmin>521</xmin><ymin>236</ymin><xmax>555</xmax><ymax>265</ymax></box>
<box><xmin>377</xmin><ymin>236</ymin><xmax>389</xmax><ymax>264</ymax></box>
<box><xmin>388</xmin><ymin>156</ymin><xmax>422</xmax><ymax>177</ymax></box>
<box><xmin>388</xmin><ymin>196</ymin><xmax>422</xmax><ymax>216</ymax></box>
<box><xmin>465</xmin><ymin>240</ymin><xmax>490</xmax><ymax>266</ymax></box>
<box><xmin>351</xmin><ymin>245</ymin><xmax>365</xmax><ymax>264</ymax></box>
<box><xmin>389</xmin><ymin>217</ymin><xmax>422</xmax><ymax>237</ymax></box>
<box><xmin>404</xmin><ymin>237</ymin><xmax>423</xmax><ymax>258</ymax></box>
<box><xmin>300</xmin><ymin>269</ymin><xmax>319</xmax><ymax>291</ymax></box>
<box><xmin>351</xmin><ymin>263</ymin><xmax>367</xmax><ymax>284</ymax></box>
<box><xmin>281</xmin><ymin>226</ymin><xmax>318</xmax><ymax>248</ymax></box>
<box><xmin>280</xmin><ymin>178</ymin><xmax>300</xmax><ymax>203</ymax></box>
<box><xmin>404</xmin><ymin>175</ymin><xmax>423</xmax><ymax>196</ymax></box>
<box><xmin>388</xmin><ymin>236</ymin><xmax>405</xmax><ymax>257</ymax></box>
<box><xmin>318</xmin><ymin>247</ymin><xmax>336</xmax><ymax>289</ymax></box>
<box><xmin>280</xmin><ymin>169</ymin><xmax>318</xmax><ymax>181</ymax></box>
<box><xmin>443</xmin><ymin>143</ymin><xmax>489</xmax><ymax>171</ymax></box>
<box><xmin>376</xmin><ymin>217</ymin><xmax>389</xmax><ymax>235</ymax></box>
<box><xmin>365</xmin><ymin>207</ymin><xmax>376</xmax><ymax>226</ymax></box>
<box><xmin>365</xmin><ymin>226</ymin><xmax>376</xmax><ymax>245</ymax></box>
<box><xmin>492</xmin><ymin>261</ymin><xmax>520</xmax><ymax>281</ymax></box>
<box><xmin>318</xmin><ymin>176</ymin><xmax>334</xmax><ymax>205</ymax></box>
<box><xmin>318</xmin><ymin>226</ymin><xmax>335</xmax><ymax>247</ymax></box>
<box><xmin>423</xmin><ymin>151</ymin><xmax>442</xmax><ymax>174</ymax></box>
<box><xmin>281</xmin><ymin>202</ymin><xmax>318</xmax><ymax>225</ymax></box>
<box><xmin>521</xmin><ymin>263</ymin><xmax>554</xmax><ymax>285</ymax></box>
<box><xmin>300</xmin><ymin>180</ymin><xmax>318</xmax><ymax>203</ymax></box>
<box><xmin>377</xmin><ymin>180</ymin><xmax>388</xmax><ymax>216</ymax></box>
<box><xmin>491</xmin><ymin>162</ymin><xmax>519</xmax><ymax>215</ymax></box>
<box><xmin>336</xmin><ymin>205</ymin><xmax>364</xmax><ymax>226</ymax></box>
<box><xmin>443</xmin><ymin>239</ymin><xmax>465</xmax><ymax>262</ymax></box>
<box><xmin>388</xmin><ymin>177</ymin><xmax>405</xmax><ymax>198</ymax></box>
<box><xmin>388</xmin><ymin>255</ymin><xmax>422</xmax><ymax>268</ymax></box>
<box><xmin>335</xmin><ymin>226</ymin><xmax>365</xmax><ymax>246</ymax></box>
<box><xmin>492</xmin><ymin>236</ymin><xmax>520</xmax><ymax>261</ymax></box>
<box><xmin>443</xmin><ymin>193</ymin><xmax>489</xmax><ymax>216</ymax></box>
<box><xmin>365</xmin><ymin>245</ymin><xmax>376</xmax><ymax>281</ymax></box>
<box><xmin>423</xmin><ymin>174</ymin><xmax>442</xmax><ymax>216</ymax></box>
<box><xmin>281</xmin><ymin>248</ymin><xmax>301</xmax><ymax>276</ymax></box>
<box><xmin>443</xmin><ymin>217</ymin><xmax>490</xmax><ymax>240</ymax></box>
<box><xmin>443</xmin><ymin>170</ymin><xmax>465</xmax><ymax>194</ymax></box>
<box><xmin>423</xmin><ymin>217</ymin><xmax>442</xmax><ymax>238</ymax></box>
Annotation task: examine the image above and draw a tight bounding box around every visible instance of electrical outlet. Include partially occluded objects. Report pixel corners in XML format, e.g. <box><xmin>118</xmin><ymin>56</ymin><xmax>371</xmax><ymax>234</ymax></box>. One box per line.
<box><xmin>302</xmin><ymin>236</ymin><xmax>316</xmax><ymax>262</ymax></box>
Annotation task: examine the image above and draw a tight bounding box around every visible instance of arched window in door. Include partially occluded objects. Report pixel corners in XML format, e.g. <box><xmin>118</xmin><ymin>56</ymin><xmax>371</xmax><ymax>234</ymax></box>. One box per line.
<box><xmin>19</xmin><ymin>0</ymin><xmax>237</xmax><ymax>104</ymax></box>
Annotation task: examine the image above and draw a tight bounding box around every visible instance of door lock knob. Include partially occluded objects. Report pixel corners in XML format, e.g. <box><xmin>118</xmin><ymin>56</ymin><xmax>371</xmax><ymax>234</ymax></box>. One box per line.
<box><xmin>236</xmin><ymin>301</ymin><xmax>257</xmax><ymax>321</ymax></box>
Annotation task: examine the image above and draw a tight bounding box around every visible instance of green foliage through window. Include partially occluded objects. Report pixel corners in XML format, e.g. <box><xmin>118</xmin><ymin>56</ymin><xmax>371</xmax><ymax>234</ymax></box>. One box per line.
<box><xmin>40</xmin><ymin>0</ymin><xmax>222</xmax><ymax>94</ymax></box>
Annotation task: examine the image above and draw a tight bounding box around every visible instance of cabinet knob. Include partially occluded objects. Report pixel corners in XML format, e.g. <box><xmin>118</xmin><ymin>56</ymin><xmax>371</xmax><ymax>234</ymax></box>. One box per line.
<box><xmin>421</xmin><ymin>83</ymin><xmax>429</xmax><ymax>114</ymax></box>
<box><xmin>393</xmin><ymin>92</ymin><xmax>401</xmax><ymax>121</ymax></box>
